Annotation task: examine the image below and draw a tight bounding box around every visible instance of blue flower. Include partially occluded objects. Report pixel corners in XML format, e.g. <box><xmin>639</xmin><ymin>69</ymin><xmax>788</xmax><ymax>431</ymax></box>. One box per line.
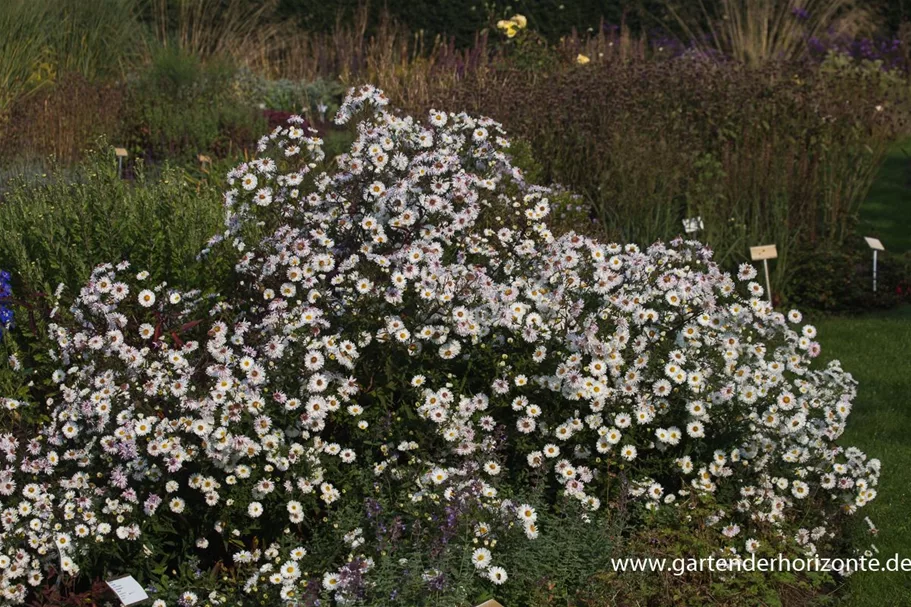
<box><xmin>0</xmin><ymin>269</ymin><xmax>12</xmax><ymax>332</ymax></box>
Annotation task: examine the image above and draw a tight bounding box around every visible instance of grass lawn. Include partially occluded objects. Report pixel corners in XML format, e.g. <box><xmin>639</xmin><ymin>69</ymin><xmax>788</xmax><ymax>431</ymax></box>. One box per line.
<box><xmin>817</xmin><ymin>138</ymin><xmax>911</xmax><ymax>605</ymax></box>
<box><xmin>818</xmin><ymin>307</ymin><xmax>911</xmax><ymax>605</ymax></box>
<box><xmin>859</xmin><ymin>139</ymin><xmax>911</xmax><ymax>253</ymax></box>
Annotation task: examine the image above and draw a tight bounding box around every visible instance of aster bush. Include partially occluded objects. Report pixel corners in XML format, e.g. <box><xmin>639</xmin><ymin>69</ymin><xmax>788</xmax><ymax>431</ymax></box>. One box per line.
<box><xmin>0</xmin><ymin>86</ymin><xmax>880</xmax><ymax>606</ymax></box>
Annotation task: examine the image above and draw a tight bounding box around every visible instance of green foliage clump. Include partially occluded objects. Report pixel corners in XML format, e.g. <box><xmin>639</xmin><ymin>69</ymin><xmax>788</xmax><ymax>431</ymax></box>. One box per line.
<box><xmin>786</xmin><ymin>245</ymin><xmax>911</xmax><ymax>313</ymax></box>
<box><xmin>596</xmin><ymin>496</ymin><xmax>837</xmax><ymax>607</ymax></box>
<box><xmin>233</xmin><ymin>69</ymin><xmax>346</xmax><ymax>118</ymax></box>
<box><xmin>121</xmin><ymin>48</ymin><xmax>266</xmax><ymax>162</ymax></box>
<box><xmin>0</xmin><ymin>145</ymin><xmax>229</xmax><ymax>295</ymax></box>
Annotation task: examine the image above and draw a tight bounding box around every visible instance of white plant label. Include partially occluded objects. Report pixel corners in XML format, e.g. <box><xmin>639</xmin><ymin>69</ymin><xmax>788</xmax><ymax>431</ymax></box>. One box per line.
<box><xmin>864</xmin><ymin>237</ymin><xmax>885</xmax><ymax>292</ymax></box>
<box><xmin>682</xmin><ymin>216</ymin><xmax>704</xmax><ymax>234</ymax></box>
<box><xmin>864</xmin><ymin>236</ymin><xmax>884</xmax><ymax>251</ymax></box>
<box><xmin>105</xmin><ymin>576</ymin><xmax>149</xmax><ymax>605</ymax></box>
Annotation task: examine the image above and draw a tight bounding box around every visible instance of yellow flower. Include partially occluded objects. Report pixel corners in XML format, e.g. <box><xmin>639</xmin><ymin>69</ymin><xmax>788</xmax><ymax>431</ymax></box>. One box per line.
<box><xmin>576</xmin><ymin>53</ymin><xmax>591</xmax><ymax>65</ymax></box>
<box><xmin>511</xmin><ymin>14</ymin><xmax>527</xmax><ymax>29</ymax></box>
<box><xmin>496</xmin><ymin>19</ymin><xmax>519</xmax><ymax>38</ymax></box>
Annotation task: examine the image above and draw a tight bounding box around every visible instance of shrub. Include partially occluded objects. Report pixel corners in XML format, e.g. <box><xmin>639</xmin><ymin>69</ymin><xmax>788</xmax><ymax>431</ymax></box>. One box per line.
<box><xmin>120</xmin><ymin>49</ymin><xmax>265</xmax><ymax>162</ymax></box>
<box><xmin>403</xmin><ymin>56</ymin><xmax>907</xmax><ymax>300</ymax></box>
<box><xmin>786</xmin><ymin>244</ymin><xmax>911</xmax><ymax>314</ymax></box>
<box><xmin>0</xmin><ymin>87</ymin><xmax>879</xmax><ymax>606</ymax></box>
<box><xmin>0</xmin><ymin>146</ymin><xmax>229</xmax><ymax>294</ymax></box>
<box><xmin>0</xmin><ymin>73</ymin><xmax>126</xmax><ymax>166</ymax></box>
<box><xmin>232</xmin><ymin>69</ymin><xmax>346</xmax><ymax>122</ymax></box>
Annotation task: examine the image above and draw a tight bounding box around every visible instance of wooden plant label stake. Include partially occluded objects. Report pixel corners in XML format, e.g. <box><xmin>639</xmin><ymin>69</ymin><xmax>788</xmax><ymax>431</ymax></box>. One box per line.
<box><xmin>105</xmin><ymin>575</ymin><xmax>148</xmax><ymax>605</ymax></box>
<box><xmin>475</xmin><ymin>600</ymin><xmax>505</xmax><ymax>607</ymax></box>
<box><xmin>865</xmin><ymin>237</ymin><xmax>885</xmax><ymax>292</ymax></box>
<box><xmin>749</xmin><ymin>244</ymin><xmax>777</xmax><ymax>304</ymax></box>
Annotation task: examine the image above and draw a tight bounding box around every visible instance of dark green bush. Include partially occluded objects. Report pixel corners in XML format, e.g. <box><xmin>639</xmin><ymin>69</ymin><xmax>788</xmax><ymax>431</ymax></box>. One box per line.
<box><xmin>121</xmin><ymin>48</ymin><xmax>265</xmax><ymax>162</ymax></box>
<box><xmin>786</xmin><ymin>244</ymin><xmax>911</xmax><ymax>314</ymax></box>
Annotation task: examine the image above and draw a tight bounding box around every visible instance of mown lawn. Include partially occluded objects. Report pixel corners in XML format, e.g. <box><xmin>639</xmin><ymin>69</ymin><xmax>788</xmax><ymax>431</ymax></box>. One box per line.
<box><xmin>819</xmin><ymin>138</ymin><xmax>911</xmax><ymax>605</ymax></box>
<box><xmin>819</xmin><ymin>307</ymin><xmax>911</xmax><ymax>605</ymax></box>
<box><xmin>859</xmin><ymin>139</ymin><xmax>911</xmax><ymax>252</ymax></box>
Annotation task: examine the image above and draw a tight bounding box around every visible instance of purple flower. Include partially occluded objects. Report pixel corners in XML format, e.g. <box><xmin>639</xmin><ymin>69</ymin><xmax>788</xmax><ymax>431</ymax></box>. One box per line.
<box><xmin>144</xmin><ymin>494</ymin><xmax>162</xmax><ymax>515</ymax></box>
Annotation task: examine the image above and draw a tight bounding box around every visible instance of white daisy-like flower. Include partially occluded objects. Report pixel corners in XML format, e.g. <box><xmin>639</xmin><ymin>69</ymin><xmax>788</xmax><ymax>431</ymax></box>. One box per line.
<box><xmin>138</xmin><ymin>289</ymin><xmax>156</xmax><ymax>307</ymax></box>
<box><xmin>471</xmin><ymin>547</ymin><xmax>492</xmax><ymax>569</ymax></box>
<box><xmin>487</xmin><ymin>566</ymin><xmax>508</xmax><ymax>584</ymax></box>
